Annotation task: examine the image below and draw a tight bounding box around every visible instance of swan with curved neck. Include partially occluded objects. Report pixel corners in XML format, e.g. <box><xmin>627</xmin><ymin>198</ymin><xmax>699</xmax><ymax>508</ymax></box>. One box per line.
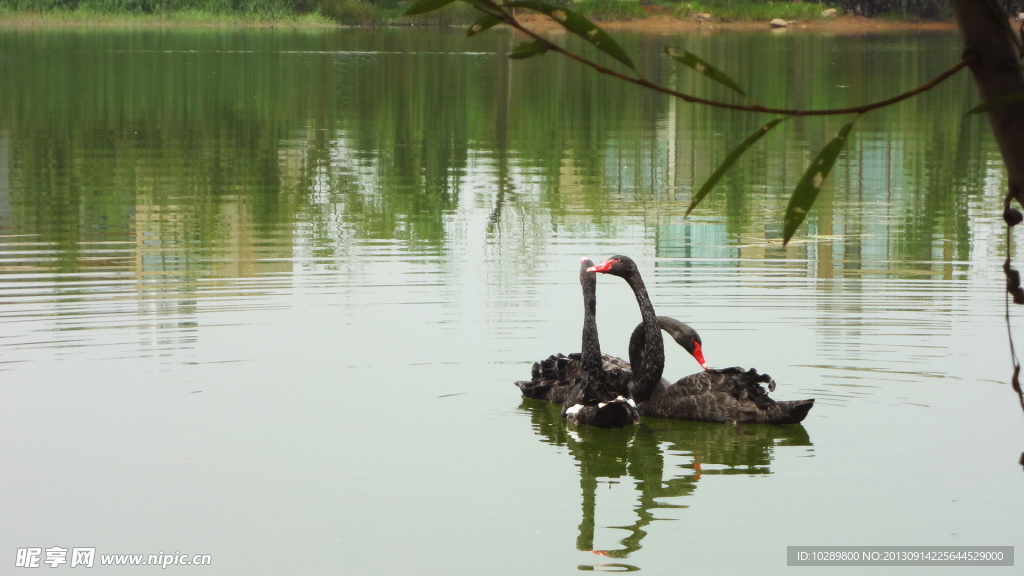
<box><xmin>515</xmin><ymin>260</ymin><xmax>709</xmax><ymax>406</ymax></box>
<box><xmin>559</xmin><ymin>257</ymin><xmax>639</xmax><ymax>428</ymax></box>
<box><xmin>588</xmin><ymin>255</ymin><xmax>815</xmax><ymax>425</ymax></box>
<box><xmin>586</xmin><ymin>255</ymin><xmax>666</xmax><ymax>404</ymax></box>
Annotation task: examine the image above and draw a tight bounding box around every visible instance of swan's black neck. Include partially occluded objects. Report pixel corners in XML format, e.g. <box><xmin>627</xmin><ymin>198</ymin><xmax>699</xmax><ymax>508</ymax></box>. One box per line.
<box><xmin>580</xmin><ymin>275</ymin><xmax>602</xmax><ymax>378</ymax></box>
<box><xmin>626</xmin><ymin>272</ymin><xmax>664</xmax><ymax>403</ymax></box>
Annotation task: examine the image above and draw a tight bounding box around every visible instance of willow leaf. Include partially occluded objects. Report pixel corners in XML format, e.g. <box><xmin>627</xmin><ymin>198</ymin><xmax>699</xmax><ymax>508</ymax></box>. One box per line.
<box><xmin>468</xmin><ymin>14</ymin><xmax>503</xmax><ymax>36</ymax></box>
<box><xmin>509</xmin><ymin>39</ymin><xmax>550</xmax><ymax>59</ymax></box>
<box><xmin>505</xmin><ymin>0</ymin><xmax>636</xmax><ymax>72</ymax></box>
<box><xmin>666</xmin><ymin>48</ymin><xmax>746</xmax><ymax>98</ymax></box>
<box><xmin>687</xmin><ymin>117</ymin><xmax>786</xmax><ymax>217</ymax></box>
<box><xmin>964</xmin><ymin>89</ymin><xmax>1024</xmax><ymax>116</ymax></box>
<box><xmin>404</xmin><ymin>0</ymin><xmax>456</xmax><ymax>16</ymax></box>
<box><xmin>782</xmin><ymin>119</ymin><xmax>857</xmax><ymax>245</ymax></box>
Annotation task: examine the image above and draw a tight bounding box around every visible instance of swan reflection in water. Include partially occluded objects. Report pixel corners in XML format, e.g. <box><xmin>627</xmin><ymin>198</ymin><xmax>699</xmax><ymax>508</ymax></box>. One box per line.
<box><xmin>518</xmin><ymin>398</ymin><xmax>813</xmax><ymax>571</ymax></box>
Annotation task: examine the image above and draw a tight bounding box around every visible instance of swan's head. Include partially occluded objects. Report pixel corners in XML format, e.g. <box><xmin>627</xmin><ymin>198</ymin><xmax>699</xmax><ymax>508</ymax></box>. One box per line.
<box><xmin>684</xmin><ymin>338</ymin><xmax>708</xmax><ymax>370</ymax></box>
<box><xmin>580</xmin><ymin>257</ymin><xmax>597</xmax><ymax>290</ymax></box>
<box><xmin>586</xmin><ymin>255</ymin><xmax>637</xmax><ymax>278</ymax></box>
<box><xmin>689</xmin><ymin>340</ymin><xmax>708</xmax><ymax>370</ymax></box>
<box><xmin>580</xmin><ymin>257</ymin><xmax>595</xmax><ymax>277</ymax></box>
<box><xmin>659</xmin><ymin>317</ymin><xmax>709</xmax><ymax>370</ymax></box>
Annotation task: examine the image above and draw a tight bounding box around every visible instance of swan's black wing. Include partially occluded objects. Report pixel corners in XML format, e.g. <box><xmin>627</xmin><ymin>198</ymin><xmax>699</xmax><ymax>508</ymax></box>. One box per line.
<box><xmin>514</xmin><ymin>353</ymin><xmax>576</xmax><ymax>403</ymax></box>
<box><xmin>666</xmin><ymin>367</ymin><xmax>777</xmax><ymax>409</ymax></box>
<box><xmin>638</xmin><ymin>367</ymin><xmax>814</xmax><ymax>424</ymax></box>
<box><xmin>516</xmin><ymin>352</ymin><xmax>636</xmax><ymax>405</ymax></box>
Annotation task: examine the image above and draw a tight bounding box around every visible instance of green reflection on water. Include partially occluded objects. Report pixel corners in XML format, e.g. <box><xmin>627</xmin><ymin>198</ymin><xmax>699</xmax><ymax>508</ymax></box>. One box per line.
<box><xmin>520</xmin><ymin>397</ymin><xmax>811</xmax><ymax>561</ymax></box>
<box><xmin>0</xmin><ymin>27</ymin><xmax>1001</xmax><ymax>282</ymax></box>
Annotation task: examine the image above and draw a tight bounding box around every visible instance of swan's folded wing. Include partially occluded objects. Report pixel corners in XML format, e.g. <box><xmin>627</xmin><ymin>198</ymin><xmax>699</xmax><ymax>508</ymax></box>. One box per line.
<box><xmin>667</xmin><ymin>367</ymin><xmax>777</xmax><ymax>405</ymax></box>
<box><xmin>516</xmin><ymin>353</ymin><xmax>587</xmax><ymax>404</ymax></box>
<box><xmin>600</xmin><ymin>353</ymin><xmax>633</xmax><ymax>373</ymax></box>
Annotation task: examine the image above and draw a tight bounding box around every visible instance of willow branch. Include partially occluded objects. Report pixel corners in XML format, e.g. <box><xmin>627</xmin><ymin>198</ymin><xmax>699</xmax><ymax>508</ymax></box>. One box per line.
<box><xmin>493</xmin><ymin>8</ymin><xmax>973</xmax><ymax>117</ymax></box>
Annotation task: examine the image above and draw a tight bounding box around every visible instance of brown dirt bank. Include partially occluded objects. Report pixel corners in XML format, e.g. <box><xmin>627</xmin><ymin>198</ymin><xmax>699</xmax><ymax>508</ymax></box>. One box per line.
<box><xmin>519</xmin><ymin>13</ymin><xmax>957</xmax><ymax>35</ymax></box>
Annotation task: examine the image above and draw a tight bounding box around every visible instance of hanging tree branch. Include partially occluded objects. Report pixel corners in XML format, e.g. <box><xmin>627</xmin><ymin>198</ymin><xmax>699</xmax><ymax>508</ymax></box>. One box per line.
<box><xmin>477</xmin><ymin>2</ymin><xmax>975</xmax><ymax>117</ymax></box>
<box><xmin>407</xmin><ymin>0</ymin><xmax>979</xmax><ymax>244</ymax></box>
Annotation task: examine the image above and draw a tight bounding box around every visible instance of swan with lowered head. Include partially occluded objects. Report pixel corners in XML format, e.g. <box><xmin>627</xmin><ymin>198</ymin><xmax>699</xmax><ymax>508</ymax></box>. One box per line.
<box><xmin>588</xmin><ymin>255</ymin><xmax>814</xmax><ymax>425</ymax></box>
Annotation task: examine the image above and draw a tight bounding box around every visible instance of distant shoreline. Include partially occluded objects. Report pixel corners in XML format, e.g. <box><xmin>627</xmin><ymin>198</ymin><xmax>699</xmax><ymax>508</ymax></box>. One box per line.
<box><xmin>0</xmin><ymin>11</ymin><xmax>958</xmax><ymax>35</ymax></box>
<box><xmin>518</xmin><ymin>14</ymin><xmax>957</xmax><ymax>35</ymax></box>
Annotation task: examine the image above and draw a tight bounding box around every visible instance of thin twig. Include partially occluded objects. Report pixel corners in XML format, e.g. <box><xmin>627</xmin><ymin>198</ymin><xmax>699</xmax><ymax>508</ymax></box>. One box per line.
<box><xmin>1007</xmin><ymin>255</ymin><xmax>1024</xmax><ymax>416</ymax></box>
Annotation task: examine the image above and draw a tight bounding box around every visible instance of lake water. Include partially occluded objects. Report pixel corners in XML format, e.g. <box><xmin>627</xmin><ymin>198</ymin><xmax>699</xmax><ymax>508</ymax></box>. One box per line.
<box><xmin>0</xmin><ymin>25</ymin><xmax>1021</xmax><ymax>575</ymax></box>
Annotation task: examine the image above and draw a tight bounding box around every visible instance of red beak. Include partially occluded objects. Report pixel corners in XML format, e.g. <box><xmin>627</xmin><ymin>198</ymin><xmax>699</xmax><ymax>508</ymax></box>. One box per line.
<box><xmin>692</xmin><ymin>341</ymin><xmax>708</xmax><ymax>370</ymax></box>
<box><xmin>587</xmin><ymin>259</ymin><xmax>615</xmax><ymax>273</ymax></box>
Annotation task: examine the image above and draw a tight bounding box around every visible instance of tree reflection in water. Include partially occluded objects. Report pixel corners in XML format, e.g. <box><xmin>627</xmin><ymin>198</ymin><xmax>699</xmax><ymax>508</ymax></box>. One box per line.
<box><xmin>518</xmin><ymin>398</ymin><xmax>812</xmax><ymax>571</ymax></box>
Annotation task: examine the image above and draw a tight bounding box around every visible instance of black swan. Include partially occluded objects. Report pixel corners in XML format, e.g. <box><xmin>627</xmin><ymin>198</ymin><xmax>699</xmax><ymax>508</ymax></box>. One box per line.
<box><xmin>516</xmin><ymin>318</ymin><xmax>707</xmax><ymax>405</ymax></box>
<box><xmin>558</xmin><ymin>258</ymin><xmax>639</xmax><ymax>428</ymax></box>
<box><xmin>588</xmin><ymin>255</ymin><xmax>815</xmax><ymax>425</ymax></box>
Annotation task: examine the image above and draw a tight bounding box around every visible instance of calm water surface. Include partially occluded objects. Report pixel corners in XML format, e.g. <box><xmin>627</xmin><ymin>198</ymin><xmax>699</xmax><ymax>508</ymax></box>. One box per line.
<box><xmin>0</xmin><ymin>26</ymin><xmax>1021</xmax><ymax>574</ymax></box>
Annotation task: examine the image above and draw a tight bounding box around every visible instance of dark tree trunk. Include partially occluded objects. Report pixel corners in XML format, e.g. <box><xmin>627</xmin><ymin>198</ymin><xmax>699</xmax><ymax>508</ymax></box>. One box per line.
<box><xmin>950</xmin><ymin>1</ymin><xmax>1024</xmax><ymax>205</ymax></box>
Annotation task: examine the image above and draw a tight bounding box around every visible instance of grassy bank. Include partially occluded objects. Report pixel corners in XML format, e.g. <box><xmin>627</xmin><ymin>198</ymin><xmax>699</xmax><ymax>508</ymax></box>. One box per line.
<box><xmin>0</xmin><ymin>0</ymin><xmax>951</xmax><ymax>27</ymax></box>
<box><xmin>675</xmin><ymin>1</ymin><xmax>839</xmax><ymax>22</ymax></box>
<box><xmin>0</xmin><ymin>0</ymin><xmax>488</xmax><ymax>26</ymax></box>
<box><xmin>0</xmin><ymin>8</ymin><xmax>335</xmax><ymax>25</ymax></box>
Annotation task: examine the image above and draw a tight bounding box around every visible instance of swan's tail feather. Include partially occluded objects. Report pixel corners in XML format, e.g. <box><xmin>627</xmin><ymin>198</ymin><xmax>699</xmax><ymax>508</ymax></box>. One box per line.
<box><xmin>770</xmin><ymin>398</ymin><xmax>815</xmax><ymax>424</ymax></box>
<box><xmin>515</xmin><ymin>378</ymin><xmax>551</xmax><ymax>400</ymax></box>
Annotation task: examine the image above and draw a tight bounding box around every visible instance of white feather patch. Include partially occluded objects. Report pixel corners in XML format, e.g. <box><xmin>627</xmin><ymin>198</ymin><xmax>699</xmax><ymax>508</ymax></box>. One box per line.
<box><xmin>565</xmin><ymin>404</ymin><xmax>584</xmax><ymax>416</ymax></box>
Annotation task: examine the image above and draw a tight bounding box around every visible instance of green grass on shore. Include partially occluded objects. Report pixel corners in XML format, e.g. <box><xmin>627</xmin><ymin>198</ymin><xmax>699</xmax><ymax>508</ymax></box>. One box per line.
<box><xmin>676</xmin><ymin>2</ymin><xmax>839</xmax><ymax>22</ymax></box>
<box><xmin>0</xmin><ymin>3</ymin><xmax>491</xmax><ymax>26</ymax></box>
<box><xmin>0</xmin><ymin>1</ymin><xmax>943</xmax><ymax>28</ymax></box>
<box><xmin>0</xmin><ymin>7</ymin><xmax>335</xmax><ymax>26</ymax></box>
